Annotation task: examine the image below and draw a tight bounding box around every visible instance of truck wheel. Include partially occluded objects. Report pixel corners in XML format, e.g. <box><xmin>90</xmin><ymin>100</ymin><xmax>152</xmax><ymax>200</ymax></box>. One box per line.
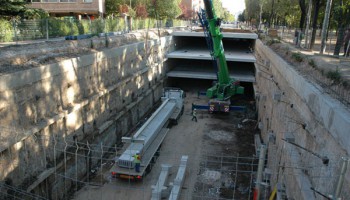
<box><xmin>151</xmin><ymin>156</ymin><xmax>157</xmax><ymax>163</ymax></box>
<box><xmin>145</xmin><ymin>163</ymin><xmax>152</xmax><ymax>174</ymax></box>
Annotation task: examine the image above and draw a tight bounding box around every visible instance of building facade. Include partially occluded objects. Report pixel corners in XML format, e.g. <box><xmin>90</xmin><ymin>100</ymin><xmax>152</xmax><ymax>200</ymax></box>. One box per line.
<box><xmin>28</xmin><ymin>0</ymin><xmax>105</xmax><ymax>19</ymax></box>
<box><xmin>181</xmin><ymin>0</ymin><xmax>204</xmax><ymax>13</ymax></box>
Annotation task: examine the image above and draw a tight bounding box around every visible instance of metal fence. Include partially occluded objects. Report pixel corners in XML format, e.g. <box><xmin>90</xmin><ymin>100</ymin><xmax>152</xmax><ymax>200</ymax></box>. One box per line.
<box><xmin>0</xmin><ymin>18</ymin><xmax>190</xmax><ymax>43</ymax></box>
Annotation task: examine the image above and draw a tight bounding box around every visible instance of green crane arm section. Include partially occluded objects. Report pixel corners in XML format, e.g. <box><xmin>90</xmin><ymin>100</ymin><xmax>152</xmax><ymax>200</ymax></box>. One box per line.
<box><xmin>203</xmin><ymin>0</ymin><xmax>244</xmax><ymax>100</ymax></box>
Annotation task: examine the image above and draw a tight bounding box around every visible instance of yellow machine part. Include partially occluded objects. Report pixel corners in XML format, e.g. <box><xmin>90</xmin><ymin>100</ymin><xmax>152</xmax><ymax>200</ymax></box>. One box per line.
<box><xmin>269</xmin><ymin>186</ymin><xmax>277</xmax><ymax>200</ymax></box>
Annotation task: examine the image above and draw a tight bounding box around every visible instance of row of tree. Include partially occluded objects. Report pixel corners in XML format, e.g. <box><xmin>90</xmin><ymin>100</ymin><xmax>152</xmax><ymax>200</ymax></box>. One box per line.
<box><xmin>106</xmin><ymin>0</ymin><xmax>234</xmax><ymax>21</ymax></box>
<box><xmin>239</xmin><ymin>0</ymin><xmax>350</xmax><ymax>55</ymax></box>
<box><xmin>0</xmin><ymin>0</ymin><xmax>234</xmax><ymax>22</ymax></box>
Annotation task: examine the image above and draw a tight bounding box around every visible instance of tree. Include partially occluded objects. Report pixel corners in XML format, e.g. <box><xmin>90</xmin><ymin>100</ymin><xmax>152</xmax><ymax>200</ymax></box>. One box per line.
<box><xmin>244</xmin><ymin>0</ymin><xmax>260</xmax><ymax>26</ymax></box>
<box><xmin>179</xmin><ymin>3</ymin><xmax>194</xmax><ymax>19</ymax></box>
<box><xmin>268</xmin><ymin>0</ymin><xmax>276</xmax><ymax>27</ymax></box>
<box><xmin>212</xmin><ymin>0</ymin><xmax>224</xmax><ymax>18</ymax></box>
<box><xmin>149</xmin><ymin>0</ymin><xmax>182</xmax><ymax>19</ymax></box>
<box><xmin>24</xmin><ymin>8</ymin><xmax>48</xmax><ymax>19</ymax></box>
<box><xmin>238</xmin><ymin>11</ymin><xmax>246</xmax><ymax>22</ymax></box>
<box><xmin>223</xmin><ymin>9</ymin><xmax>234</xmax><ymax>22</ymax></box>
<box><xmin>333</xmin><ymin>0</ymin><xmax>350</xmax><ymax>55</ymax></box>
<box><xmin>135</xmin><ymin>4</ymin><xmax>148</xmax><ymax>18</ymax></box>
<box><xmin>0</xmin><ymin>0</ymin><xmax>27</xmax><ymax>17</ymax></box>
<box><xmin>310</xmin><ymin>0</ymin><xmax>324</xmax><ymax>49</ymax></box>
<box><xmin>105</xmin><ymin>0</ymin><xmax>124</xmax><ymax>16</ymax></box>
<box><xmin>299</xmin><ymin>0</ymin><xmax>307</xmax><ymax>30</ymax></box>
<box><xmin>320</xmin><ymin>0</ymin><xmax>333</xmax><ymax>54</ymax></box>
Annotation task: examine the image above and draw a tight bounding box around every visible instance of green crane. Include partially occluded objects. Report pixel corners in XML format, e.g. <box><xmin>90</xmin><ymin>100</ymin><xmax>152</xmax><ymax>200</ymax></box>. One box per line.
<box><xmin>203</xmin><ymin>0</ymin><xmax>244</xmax><ymax>112</ymax></box>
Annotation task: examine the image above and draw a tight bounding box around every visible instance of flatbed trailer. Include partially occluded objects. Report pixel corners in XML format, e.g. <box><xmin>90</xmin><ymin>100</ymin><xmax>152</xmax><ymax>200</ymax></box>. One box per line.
<box><xmin>110</xmin><ymin>128</ymin><xmax>169</xmax><ymax>180</ymax></box>
<box><xmin>110</xmin><ymin>88</ymin><xmax>184</xmax><ymax>180</ymax></box>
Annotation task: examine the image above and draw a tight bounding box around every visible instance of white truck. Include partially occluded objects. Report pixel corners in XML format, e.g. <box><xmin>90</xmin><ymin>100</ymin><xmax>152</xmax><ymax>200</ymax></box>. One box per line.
<box><xmin>110</xmin><ymin>88</ymin><xmax>184</xmax><ymax>180</ymax></box>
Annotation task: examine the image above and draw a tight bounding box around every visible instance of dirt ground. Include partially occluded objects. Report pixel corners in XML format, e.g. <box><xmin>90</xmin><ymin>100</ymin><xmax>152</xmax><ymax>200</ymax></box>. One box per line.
<box><xmin>0</xmin><ymin>29</ymin><xmax>170</xmax><ymax>75</ymax></box>
<box><xmin>270</xmin><ymin>29</ymin><xmax>350</xmax><ymax>81</ymax></box>
<box><xmin>73</xmin><ymin>81</ymin><xmax>259</xmax><ymax>200</ymax></box>
<box><xmin>260</xmin><ymin>30</ymin><xmax>350</xmax><ymax>106</ymax></box>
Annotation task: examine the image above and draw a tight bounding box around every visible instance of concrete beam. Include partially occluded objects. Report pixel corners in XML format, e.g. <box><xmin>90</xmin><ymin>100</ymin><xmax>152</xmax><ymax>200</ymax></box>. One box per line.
<box><xmin>254</xmin><ymin>134</ymin><xmax>262</xmax><ymax>156</ymax></box>
<box><xmin>169</xmin><ymin>155</ymin><xmax>188</xmax><ymax>200</ymax></box>
<box><xmin>151</xmin><ymin>164</ymin><xmax>172</xmax><ymax>200</ymax></box>
<box><xmin>167</xmin><ymin>49</ymin><xmax>256</xmax><ymax>63</ymax></box>
<box><xmin>172</xmin><ymin>31</ymin><xmax>258</xmax><ymax>39</ymax></box>
<box><xmin>166</xmin><ymin>68</ymin><xmax>255</xmax><ymax>82</ymax></box>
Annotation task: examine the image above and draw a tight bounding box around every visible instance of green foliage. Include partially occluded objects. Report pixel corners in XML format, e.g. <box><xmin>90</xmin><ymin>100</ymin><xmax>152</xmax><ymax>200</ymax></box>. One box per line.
<box><xmin>326</xmin><ymin>69</ymin><xmax>342</xmax><ymax>84</ymax></box>
<box><xmin>132</xmin><ymin>18</ymin><xmax>146</xmax><ymax>30</ymax></box>
<box><xmin>223</xmin><ymin>9</ymin><xmax>234</xmax><ymax>22</ymax></box>
<box><xmin>291</xmin><ymin>52</ymin><xmax>304</xmax><ymax>62</ymax></box>
<box><xmin>244</xmin><ymin>0</ymin><xmax>260</xmax><ymax>22</ymax></box>
<box><xmin>91</xmin><ymin>18</ymin><xmax>105</xmax><ymax>35</ymax></box>
<box><xmin>128</xmin><ymin>7</ymin><xmax>137</xmax><ymax>18</ymax></box>
<box><xmin>266</xmin><ymin>38</ymin><xmax>280</xmax><ymax>45</ymax></box>
<box><xmin>149</xmin><ymin>0</ymin><xmax>182</xmax><ymax>19</ymax></box>
<box><xmin>0</xmin><ymin>18</ymin><xmax>13</xmax><ymax>42</ymax></box>
<box><xmin>212</xmin><ymin>0</ymin><xmax>224</xmax><ymax>18</ymax></box>
<box><xmin>105</xmin><ymin>18</ymin><xmax>125</xmax><ymax>32</ymax></box>
<box><xmin>47</xmin><ymin>19</ymin><xmax>92</xmax><ymax>37</ymax></box>
<box><xmin>0</xmin><ymin>0</ymin><xmax>27</xmax><ymax>17</ymax></box>
<box><xmin>244</xmin><ymin>0</ymin><xmax>300</xmax><ymax>27</ymax></box>
<box><xmin>238</xmin><ymin>11</ymin><xmax>245</xmax><ymax>22</ymax></box>
<box><xmin>2</xmin><ymin>16</ymin><xmax>187</xmax><ymax>42</ymax></box>
<box><xmin>24</xmin><ymin>8</ymin><xmax>49</xmax><ymax>19</ymax></box>
<box><xmin>320</xmin><ymin>68</ymin><xmax>324</xmax><ymax>75</ymax></box>
<box><xmin>105</xmin><ymin>0</ymin><xmax>124</xmax><ymax>16</ymax></box>
<box><xmin>308</xmin><ymin>59</ymin><xmax>316</xmax><ymax>68</ymax></box>
<box><xmin>77</xmin><ymin>20</ymin><xmax>89</xmax><ymax>34</ymax></box>
<box><xmin>173</xmin><ymin>19</ymin><xmax>186</xmax><ymax>27</ymax></box>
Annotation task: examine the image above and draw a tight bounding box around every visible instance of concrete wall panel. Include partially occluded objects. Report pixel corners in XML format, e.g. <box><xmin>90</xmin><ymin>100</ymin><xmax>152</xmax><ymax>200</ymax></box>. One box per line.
<box><xmin>255</xmin><ymin>39</ymin><xmax>350</xmax><ymax>199</ymax></box>
<box><xmin>0</xmin><ymin>35</ymin><xmax>174</xmax><ymax>198</ymax></box>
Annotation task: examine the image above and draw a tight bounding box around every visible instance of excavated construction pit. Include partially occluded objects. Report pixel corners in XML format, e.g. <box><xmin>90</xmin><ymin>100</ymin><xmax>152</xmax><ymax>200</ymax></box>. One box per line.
<box><xmin>0</xmin><ymin>29</ymin><xmax>349</xmax><ymax>200</ymax></box>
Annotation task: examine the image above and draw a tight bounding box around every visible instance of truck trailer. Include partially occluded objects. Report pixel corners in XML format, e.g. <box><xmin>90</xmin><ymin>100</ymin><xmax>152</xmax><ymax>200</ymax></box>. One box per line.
<box><xmin>110</xmin><ymin>88</ymin><xmax>184</xmax><ymax>180</ymax></box>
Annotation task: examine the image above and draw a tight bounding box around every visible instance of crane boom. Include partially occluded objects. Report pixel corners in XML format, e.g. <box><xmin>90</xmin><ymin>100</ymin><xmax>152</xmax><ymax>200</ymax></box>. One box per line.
<box><xmin>203</xmin><ymin>0</ymin><xmax>244</xmax><ymax>102</ymax></box>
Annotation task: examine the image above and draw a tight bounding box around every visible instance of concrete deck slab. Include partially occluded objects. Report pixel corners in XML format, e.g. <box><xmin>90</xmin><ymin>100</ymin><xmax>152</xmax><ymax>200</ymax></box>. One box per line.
<box><xmin>167</xmin><ymin>66</ymin><xmax>255</xmax><ymax>82</ymax></box>
<box><xmin>167</xmin><ymin>49</ymin><xmax>256</xmax><ymax>63</ymax></box>
<box><xmin>172</xmin><ymin>31</ymin><xmax>258</xmax><ymax>39</ymax></box>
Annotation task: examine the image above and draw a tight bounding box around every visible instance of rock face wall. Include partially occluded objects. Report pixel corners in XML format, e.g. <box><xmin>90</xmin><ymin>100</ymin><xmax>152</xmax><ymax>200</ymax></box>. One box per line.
<box><xmin>255</xmin><ymin>40</ymin><xmax>350</xmax><ymax>199</ymax></box>
<box><xmin>0</xmin><ymin>36</ymin><xmax>174</xmax><ymax>199</ymax></box>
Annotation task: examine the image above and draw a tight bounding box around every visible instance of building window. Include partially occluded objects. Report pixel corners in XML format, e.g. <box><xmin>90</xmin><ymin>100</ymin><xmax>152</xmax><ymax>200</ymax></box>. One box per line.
<box><xmin>84</xmin><ymin>0</ymin><xmax>93</xmax><ymax>2</ymax></box>
<box><xmin>59</xmin><ymin>0</ymin><xmax>76</xmax><ymax>2</ymax></box>
<box><xmin>41</xmin><ymin>0</ymin><xmax>59</xmax><ymax>2</ymax></box>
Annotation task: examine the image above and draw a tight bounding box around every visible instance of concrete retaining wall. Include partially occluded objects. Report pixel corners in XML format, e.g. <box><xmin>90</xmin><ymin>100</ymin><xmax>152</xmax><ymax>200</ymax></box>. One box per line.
<box><xmin>255</xmin><ymin>40</ymin><xmax>350</xmax><ymax>199</ymax></box>
<box><xmin>0</xmin><ymin>36</ymin><xmax>175</xmax><ymax>199</ymax></box>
